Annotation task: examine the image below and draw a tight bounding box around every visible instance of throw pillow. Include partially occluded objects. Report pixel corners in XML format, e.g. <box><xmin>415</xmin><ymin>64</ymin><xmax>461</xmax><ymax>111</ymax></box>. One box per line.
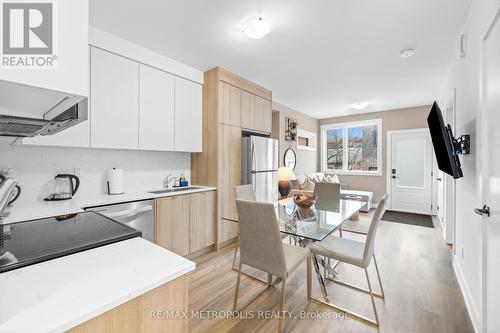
<box><xmin>305</xmin><ymin>173</ymin><xmax>322</xmax><ymax>183</ymax></box>
<box><xmin>301</xmin><ymin>178</ymin><xmax>315</xmax><ymax>191</ymax></box>
<box><xmin>331</xmin><ymin>174</ymin><xmax>340</xmax><ymax>184</ymax></box>
<box><xmin>322</xmin><ymin>175</ymin><xmax>333</xmax><ymax>183</ymax></box>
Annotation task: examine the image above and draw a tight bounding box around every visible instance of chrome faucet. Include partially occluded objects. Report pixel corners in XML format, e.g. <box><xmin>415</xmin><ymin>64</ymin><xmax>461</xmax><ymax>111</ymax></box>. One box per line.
<box><xmin>163</xmin><ymin>174</ymin><xmax>176</xmax><ymax>188</ymax></box>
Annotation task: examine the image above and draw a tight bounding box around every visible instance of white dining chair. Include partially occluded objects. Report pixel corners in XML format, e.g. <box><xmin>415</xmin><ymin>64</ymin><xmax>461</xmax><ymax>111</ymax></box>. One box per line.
<box><xmin>313</xmin><ymin>182</ymin><xmax>341</xmax><ymax>199</ymax></box>
<box><xmin>234</xmin><ymin>199</ymin><xmax>311</xmax><ymax>332</ymax></box>
<box><xmin>234</xmin><ymin>184</ymin><xmax>256</xmax><ymax>201</ymax></box>
<box><xmin>313</xmin><ymin>182</ymin><xmax>344</xmax><ymax>278</ymax></box>
<box><xmin>232</xmin><ymin>185</ymin><xmax>256</xmax><ymax>269</ymax></box>
<box><xmin>309</xmin><ymin>194</ymin><xmax>388</xmax><ymax>326</ymax></box>
<box><xmin>314</xmin><ymin>182</ymin><xmax>343</xmax><ymax>235</ymax></box>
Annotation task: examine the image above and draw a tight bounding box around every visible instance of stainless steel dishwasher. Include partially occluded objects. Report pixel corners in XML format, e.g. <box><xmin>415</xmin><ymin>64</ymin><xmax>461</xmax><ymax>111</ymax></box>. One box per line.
<box><xmin>85</xmin><ymin>200</ymin><xmax>155</xmax><ymax>242</ymax></box>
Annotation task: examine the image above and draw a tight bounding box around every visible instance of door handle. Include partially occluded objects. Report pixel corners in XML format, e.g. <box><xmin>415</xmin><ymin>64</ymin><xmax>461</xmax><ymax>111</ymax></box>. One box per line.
<box><xmin>436</xmin><ymin>178</ymin><xmax>442</xmax><ymax>181</ymax></box>
<box><xmin>474</xmin><ymin>205</ymin><xmax>491</xmax><ymax>217</ymax></box>
<box><xmin>391</xmin><ymin>175</ymin><xmax>398</xmax><ymax>179</ymax></box>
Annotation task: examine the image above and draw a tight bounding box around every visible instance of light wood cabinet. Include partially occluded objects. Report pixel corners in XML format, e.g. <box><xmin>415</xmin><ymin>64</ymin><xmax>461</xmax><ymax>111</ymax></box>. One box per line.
<box><xmin>156</xmin><ymin>195</ymin><xmax>190</xmax><ymax>256</ymax></box>
<box><xmin>139</xmin><ymin>64</ymin><xmax>175</xmax><ymax>151</ymax></box>
<box><xmin>175</xmin><ymin>77</ymin><xmax>203</xmax><ymax>152</ymax></box>
<box><xmin>68</xmin><ymin>275</ymin><xmax>188</xmax><ymax>333</ymax></box>
<box><xmin>218</xmin><ymin>124</ymin><xmax>241</xmax><ymax>242</ymax></box>
<box><xmin>91</xmin><ymin>47</ymin><xmax>139</xmax><ymax>150</ymax></box>
<box><xmin>241</xmin><ymin>90</ymin><xmax>272</xmax><ymax>133</ymax></box>
<box><xmin>192</xmin><ymin>67</ymin><xmax>272</xmax><ymax>248</ymax></box>
<box><xmin>189</xmin><ymin>191</ymin><xmax>215</xmax><ymax>253</ymax></box>
<box><xmin>240</xmin><ymin>90</ymin><xmax>252</xmax><ymax>130</ymax></box>
<box><xmin>156</xmin><ymin>191</ymin><xmax>215</xmax><ymax>256</ymax></box>
<box><xmin>218</xmin><ymin>81</ymin><xmax>241</xmax><ymax>126</ymax></box>
<box><xmin>257</xmin><ymin>94</ymin><xmax>273</xmax><ymax>133</ymax></box>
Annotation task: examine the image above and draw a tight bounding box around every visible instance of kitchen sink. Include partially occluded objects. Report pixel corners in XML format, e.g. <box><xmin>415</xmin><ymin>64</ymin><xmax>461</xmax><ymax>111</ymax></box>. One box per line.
<box><xmin>148</xmin><ymin>186</ymin><xmax>203</xmax><ymax>194</ymax></box>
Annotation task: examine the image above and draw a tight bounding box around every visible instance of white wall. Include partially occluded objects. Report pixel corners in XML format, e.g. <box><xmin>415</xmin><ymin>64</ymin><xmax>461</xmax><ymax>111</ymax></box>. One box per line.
<box><xmin>443</xmin><ymin>0</ymin><xmax>500</xmax><ymax>331</ymax></box>
<box><xmin>0</xmin><ymin>144</ymin><xmax>190</xmax><ymax>206</ymax></box>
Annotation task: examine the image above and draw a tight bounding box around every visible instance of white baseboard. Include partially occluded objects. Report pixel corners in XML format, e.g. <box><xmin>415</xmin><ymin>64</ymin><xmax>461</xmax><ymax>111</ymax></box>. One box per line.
<box><xmin>453</xmin><ymin>256</ymin><xmax>481</xmax><ymax>332</ymax></box>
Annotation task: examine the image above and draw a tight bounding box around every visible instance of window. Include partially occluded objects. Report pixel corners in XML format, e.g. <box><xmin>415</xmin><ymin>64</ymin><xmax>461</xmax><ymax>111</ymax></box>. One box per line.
<box><xmin>321</xmin><ymin>119</ymin><xmax>382</xmax><ymax>175</ymax></box>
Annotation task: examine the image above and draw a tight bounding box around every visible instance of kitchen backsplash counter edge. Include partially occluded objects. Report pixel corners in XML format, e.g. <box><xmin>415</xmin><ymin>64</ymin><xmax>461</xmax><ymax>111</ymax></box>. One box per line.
<box><xmin>3</xmin><ymin>186</ymin><xmax>216</xmax><ymax>224</ymax></box>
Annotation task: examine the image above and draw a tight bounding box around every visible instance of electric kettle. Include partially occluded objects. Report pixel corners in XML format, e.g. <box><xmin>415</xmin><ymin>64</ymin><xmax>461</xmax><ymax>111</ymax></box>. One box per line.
<box><xmin>0</xmin><ymin>175</ymin><xmax>21</xmax><ymax>217</ymax></box>
<box><xmin>44</xmin><ymin>174</ymin><xmax>80</xmax><ymax>201</ymax></box>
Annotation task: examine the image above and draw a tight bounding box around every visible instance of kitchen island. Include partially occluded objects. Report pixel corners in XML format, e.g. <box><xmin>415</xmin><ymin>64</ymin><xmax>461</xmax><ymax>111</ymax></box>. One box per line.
<box><xmin>0</xmin><ymin>237</ymin><xmax>194</xmax><ymax>333</ymax></box>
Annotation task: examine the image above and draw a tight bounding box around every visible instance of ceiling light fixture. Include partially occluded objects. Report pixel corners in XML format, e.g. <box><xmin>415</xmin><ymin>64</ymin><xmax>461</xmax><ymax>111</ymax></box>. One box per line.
<box><xmin>400</xmin><ymin>48</ymin><xmax>415</xmax><ymax>58</ymax></box>
<box><xmin>241</xmin><ymin>16</ymin><xmax>272</xmax><ymax>39</ymax></box>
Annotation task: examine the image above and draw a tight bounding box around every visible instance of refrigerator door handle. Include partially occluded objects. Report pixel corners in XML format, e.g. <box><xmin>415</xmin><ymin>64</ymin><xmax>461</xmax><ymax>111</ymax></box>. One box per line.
<box><xmin>251</xmin><ymin>140</ymin><xmax>257</xmax><ymax>173</ymax></box>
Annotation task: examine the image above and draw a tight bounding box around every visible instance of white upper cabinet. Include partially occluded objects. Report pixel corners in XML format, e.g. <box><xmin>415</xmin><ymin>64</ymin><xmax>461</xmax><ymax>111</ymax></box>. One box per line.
<box><xmin>22</xmin><ymin>29</ymin><xmax>203</xmax><ymax>152</ymax></box>
<box><xmin>90</xmin><ymin>47</ymin><xmax>139</xmax><ymax>150</ymax></box>
<box><xmin>139</xmin><ymin>65</ymin><xmax>175</xmax><ymax>151</ymax></box>
<box><xmin>174</xmin><ymin>77</ymin><xmax>202</xmax><ymax>152</ymax></box>
<box><xmin>0</xmin><ymin>0</ymin><xmax>89</xmax><ymax>97</ymax></box>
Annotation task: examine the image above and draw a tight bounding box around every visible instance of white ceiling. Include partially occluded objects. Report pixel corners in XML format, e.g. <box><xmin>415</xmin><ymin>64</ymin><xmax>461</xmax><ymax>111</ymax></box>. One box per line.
<box><xmin>90</xmin><ymin>0</ymin><xmax>471</xmax><ymax>119</ymax></box>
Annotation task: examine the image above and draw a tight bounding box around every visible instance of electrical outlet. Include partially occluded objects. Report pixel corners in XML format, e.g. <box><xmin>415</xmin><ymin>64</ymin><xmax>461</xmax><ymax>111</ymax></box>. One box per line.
<box><xmin>74</xmin><ymin>167</ymin><xmax>82</xmax><ymax>176</ymax></box>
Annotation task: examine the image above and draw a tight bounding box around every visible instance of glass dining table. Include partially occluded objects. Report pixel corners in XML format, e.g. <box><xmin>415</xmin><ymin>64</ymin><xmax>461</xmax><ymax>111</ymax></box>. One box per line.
<box><xmin>222</xmin><ymin>196</ymin><xmax>366</xmax><ymax>302</ymax></box>
<box><xmin>223</xmin><ymin>196</ymin><xmax>365</xmax><ymax>243</ymax></box>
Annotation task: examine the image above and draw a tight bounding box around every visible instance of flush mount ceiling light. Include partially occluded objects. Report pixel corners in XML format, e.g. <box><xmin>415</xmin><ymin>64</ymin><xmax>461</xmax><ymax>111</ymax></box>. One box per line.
<box><xmin>241</xmin><ymin>16</ymin><xmax>272</xmax><ymax>39</ymax></box>
<box><xmin>400</xmin><ymin>48</ymin><xmax>416</xmax><ymax>58</ymax></box>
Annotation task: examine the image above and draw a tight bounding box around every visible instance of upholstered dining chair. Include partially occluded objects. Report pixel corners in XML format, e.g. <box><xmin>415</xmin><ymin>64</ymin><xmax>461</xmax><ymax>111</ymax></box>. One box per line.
<box><xmin>313</xmin><ymin>182</ymin><xmax>341</xmax><ymax>199</ymax></box>
<box><xmin>234</xmin><ymin>199</ymin><xmax>311</xmax><ymax>332</ymax></box>
<box><xmin>232</xmin><ymin>185</ymin><xmax>256</xmax><ymax>268</ymax></box>
<box><xmin>313</xmin><ymin>182</ymin><xmax>342</xmax><ymax>237</ymax></box>
<box><xmin>309</xmin><ymin>194</ymin><xmax>388</xmax><ymax>326</ymax></box>
<box><xmin>234</xmin><ymin>184</ymin><xmax>256</xmax><ymax>201</ymax></box>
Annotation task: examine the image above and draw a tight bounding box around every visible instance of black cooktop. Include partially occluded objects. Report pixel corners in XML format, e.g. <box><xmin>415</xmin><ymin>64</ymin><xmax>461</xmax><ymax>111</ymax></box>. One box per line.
<box><xmin>0</xmin><ymin>211</ymin><xmax>141</xmax><ymax>273</ymax></box>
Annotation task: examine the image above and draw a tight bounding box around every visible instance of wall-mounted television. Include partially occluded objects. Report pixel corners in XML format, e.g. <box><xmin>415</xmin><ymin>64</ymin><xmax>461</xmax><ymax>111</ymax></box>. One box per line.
<box><xmin>427</xmin><ymin>101</ymin><xmax>464</xmax><ymax>179</ymax></box>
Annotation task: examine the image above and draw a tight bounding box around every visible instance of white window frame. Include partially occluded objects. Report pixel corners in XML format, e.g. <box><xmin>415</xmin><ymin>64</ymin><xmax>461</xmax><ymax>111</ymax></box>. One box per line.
<box><xmin>296</xmin><ymin>128</ymin><xmax>317</xmax><ymax>151</ymax></box>
<box><xmin>321</xmin><ymin>119</ymin><xmax>382</xmax><ymax>176</ymax></box>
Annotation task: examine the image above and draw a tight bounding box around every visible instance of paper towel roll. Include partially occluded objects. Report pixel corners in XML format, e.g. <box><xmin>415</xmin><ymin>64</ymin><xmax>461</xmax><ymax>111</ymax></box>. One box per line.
<box><xmin>107</xmin><ymin>168</ymin><xmax>124</xmax><ymax>195</ymax></box>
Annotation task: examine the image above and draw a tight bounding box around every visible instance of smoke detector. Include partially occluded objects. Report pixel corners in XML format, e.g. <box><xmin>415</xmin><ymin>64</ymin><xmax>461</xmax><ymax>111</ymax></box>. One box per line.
<box><xmin>400</xmin><ymin>48</ymin><xmax>415</xmax><ymax>58</ymax></box>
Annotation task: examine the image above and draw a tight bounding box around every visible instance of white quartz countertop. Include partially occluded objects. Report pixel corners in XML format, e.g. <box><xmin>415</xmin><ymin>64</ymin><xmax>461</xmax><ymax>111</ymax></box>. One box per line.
<box><xmin>0</xmin><ymin>237</ymin><xmax>195</xmax><ymax>333</ymax></box>
<box><xmin>4</xmin><ymin>185</ymin><xmax>216</xmax><ymax>224</ymax></box>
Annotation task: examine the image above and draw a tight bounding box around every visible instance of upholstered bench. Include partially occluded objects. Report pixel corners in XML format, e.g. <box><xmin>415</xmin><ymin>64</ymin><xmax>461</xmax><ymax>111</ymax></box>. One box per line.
<box><xmin>340</xmin><ymin>190</ymin><xmax>373</xmax><ymax>213</ymax></box>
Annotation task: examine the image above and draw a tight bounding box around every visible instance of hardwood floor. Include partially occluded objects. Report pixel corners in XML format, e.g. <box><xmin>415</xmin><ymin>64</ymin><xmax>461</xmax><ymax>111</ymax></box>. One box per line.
<box><xmin>188</xmin><ymin>212</ymin><xmax>474</xmax><ymax>333</ymax></box>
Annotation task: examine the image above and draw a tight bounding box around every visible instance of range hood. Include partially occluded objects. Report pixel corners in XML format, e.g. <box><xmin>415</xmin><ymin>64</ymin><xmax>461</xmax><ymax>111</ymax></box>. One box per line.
<box><xmin>0</xmin><ymin>80</ymin><xmax>88</xmax><ymax>138</ymax></box>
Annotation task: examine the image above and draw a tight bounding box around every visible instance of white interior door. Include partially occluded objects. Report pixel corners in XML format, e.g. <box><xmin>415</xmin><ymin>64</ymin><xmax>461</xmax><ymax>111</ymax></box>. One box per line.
<box><xmin>389</xmin><ymin>129</ymin><xmax>433</xmax><ymax>214</ymax></box>
<box><xmin>481</xmin><ymin>10</ymin><xmax>500</xmax><ymax>333</ymax></box>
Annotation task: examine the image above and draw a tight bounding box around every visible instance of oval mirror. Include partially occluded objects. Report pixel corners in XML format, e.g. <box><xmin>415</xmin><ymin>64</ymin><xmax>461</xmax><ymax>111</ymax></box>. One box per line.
<box><xmin>283</xmin><ymin>148</ymin><xmax>297</xmax><ymax>170</ymax></box>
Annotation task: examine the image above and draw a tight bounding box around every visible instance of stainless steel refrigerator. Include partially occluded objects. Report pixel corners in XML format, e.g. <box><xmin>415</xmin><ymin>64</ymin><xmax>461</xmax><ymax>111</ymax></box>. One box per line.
<box><xmin>242</xmin><ymin>136</ymin><xmax>279</xmax><ymax>203</ymax></box>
